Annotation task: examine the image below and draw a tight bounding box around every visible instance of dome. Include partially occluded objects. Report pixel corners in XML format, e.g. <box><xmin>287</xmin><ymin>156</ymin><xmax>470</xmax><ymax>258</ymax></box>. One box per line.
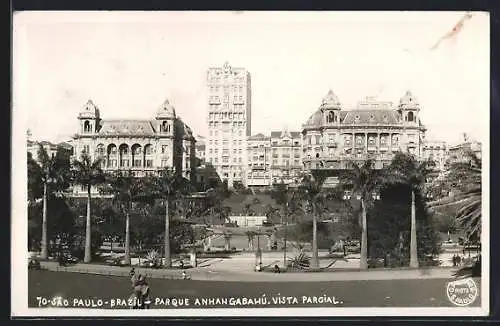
<box><xmin>399</xmin><ymin>90</ymin><xmax>419</xmax><ymax>107</ymax></box>
<box><xmin>320</xmin><ymin>89</ymin><xmax>341</xmax><ymax>109</ymax></box>
<box><xmin>303</xmin><ymin>109</ymin><xmax>323</xmax><ymax>128</ymax></box>
<box><xmin>156</xmin><ymin>99</ymin><xmax>176</xmax><ymax>119</ymax></box>
<box><xmin>78</xmin><ymin>99</ymin><xmax>100</xmax><ymax>119</ymax></box>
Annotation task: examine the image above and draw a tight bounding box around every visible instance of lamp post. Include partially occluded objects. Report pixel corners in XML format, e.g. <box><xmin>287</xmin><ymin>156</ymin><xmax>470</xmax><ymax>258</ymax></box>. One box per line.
<box><xmin>283</xmin><ymin>201</ymin><xmax>288</xmax><ymax>268</ymax></box>
<box><xmin>342</xmin><ymin>190</ymin><xmax>381</xmax><ymax>267</ymax></box>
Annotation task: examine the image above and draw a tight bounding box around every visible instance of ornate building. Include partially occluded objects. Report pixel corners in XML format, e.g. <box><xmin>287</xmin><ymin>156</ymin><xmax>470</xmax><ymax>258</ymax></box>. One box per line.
<box><xmin>71</xmin><ymin>99</ymin><xmax>196</xmax><ymax>188</ymax></box>
<box><xmin>245</xmin><ymin>129</ymin><xmax>302</xmax><ymax>188</ymax></box>
<box><xmin>301</xmin><ymin>90</ymin><xmax>427</xmax><ymax>175</ymax></box>
<box><xmin>206</xmin><ymin>62</ymin><xmax>252</xmax><ymax>188</ymax></box>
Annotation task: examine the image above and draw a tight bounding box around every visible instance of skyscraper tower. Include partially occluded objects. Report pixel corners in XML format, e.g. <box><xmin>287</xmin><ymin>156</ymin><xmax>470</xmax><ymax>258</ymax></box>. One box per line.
<box><xmin>206</xmin><ymin>62</ymin><xmax>252</xmax><ymax>187</ymax></box>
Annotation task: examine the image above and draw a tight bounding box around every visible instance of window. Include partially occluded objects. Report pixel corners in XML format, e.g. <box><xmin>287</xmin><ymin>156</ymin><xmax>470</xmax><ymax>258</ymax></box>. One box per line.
<box><xmin>239</xmin><ymin>157</ymin><xmax>242</xmax><ymax>163</ymax></box>
<box><xmin>408</xmin><ymin>112</ymin><xmax>414</xmax><ymax>122</ymax></box>
<box><xmin>120</xmin><ymin>159</ymin><xmax>129</xmax><ymax>168</ymax></box>
<box><xmin>161</xmin><ymin>145</ymin><xmax>168</xmax><ymax>154</ymax></box>
<box><xmin>133</xmin><ymin>159</ymin><xmax>142</xmax><ymax>167</ymax></box>
<box><xmin>145</xmin><ymin>146</ymin><xmax>153</xmax><ymax>155</ymax></box>
<box><xmin>146</xmin><ymin>160</ymin><xmax>153</xmax><ymax>168</ymax></box>
<box><xmin>161</xmin><ymin>160</ymin><xmax>169</xmax><ymax>167</ymax></box>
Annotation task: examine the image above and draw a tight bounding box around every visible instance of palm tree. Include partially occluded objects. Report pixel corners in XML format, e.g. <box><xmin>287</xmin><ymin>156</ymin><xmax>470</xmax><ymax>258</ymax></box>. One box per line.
<box><xmin>383</xmin><ymin>152</ymin><xmax>434</xmax><ymax>268</ymax></box>
<box><xmin>338</xmin><ymin>160</ymin><xmax>381</xmax><ymax>270</ymax></box>
<box><xmin>152</xmin><ymin>168</ymin><xmax>192</xmax><ymax>268</ymax></box>
<box><xmin>103</xmin><ymin>170</ymin><xmax>150</xmax><ymax>265</ymax></box>
<box><xmin>28</xmin><ymin>145</ymin><xmax>71</xmax><ymax>259</ymax></box>
<box><xmin>428</xmin><ymin>150</ymin><xmax>482</xmax><ymax>242</ymax></box>
<box><xmin>72</xmin><ymin>152</ymin><xmax>105</xmax><ymax>263</ymax></box>
<box><xmin>297</xmin><ymin>172</ymin><xmax>328</xmax><ymax>269</ymax></box>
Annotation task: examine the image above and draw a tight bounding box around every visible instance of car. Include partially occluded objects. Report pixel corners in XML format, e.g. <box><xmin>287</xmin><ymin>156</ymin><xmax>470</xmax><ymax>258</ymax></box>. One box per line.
<box><xmin>106</xmin><ymin>256</ymin><xmax>128</xmax><ymax>266</ymax></box>
<box><xmin>28</xmin><ymin>258</ymin><xmax>41</xmax><ymax>270</ymax></box>
<box><xmin>57</xmin><ymin>252</ymin><xmax>79</xmax><ymax>266</ymax></box>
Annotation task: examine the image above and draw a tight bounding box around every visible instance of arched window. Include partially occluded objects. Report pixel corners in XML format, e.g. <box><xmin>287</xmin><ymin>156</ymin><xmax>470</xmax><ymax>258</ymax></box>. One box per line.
<box><xmin>84</xmin><ymin>120</ymin><xmax>91</xmax><ymax>132</ymax></box>
<box><xmin>327</xmin><ymin>111</ymin><xmax>335</xmax><ymax>123</ymax></box>
<box><xmin>408</xmin><ymin>112</ymin><xmax>414</xmax><ymax>122</ymax></box>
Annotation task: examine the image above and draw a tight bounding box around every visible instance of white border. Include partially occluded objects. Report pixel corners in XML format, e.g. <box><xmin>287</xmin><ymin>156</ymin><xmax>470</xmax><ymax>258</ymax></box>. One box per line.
<box><xmin>11</xmin><ymin>11</ymin><xmax>491</xmax><ymax>317</ymax></box>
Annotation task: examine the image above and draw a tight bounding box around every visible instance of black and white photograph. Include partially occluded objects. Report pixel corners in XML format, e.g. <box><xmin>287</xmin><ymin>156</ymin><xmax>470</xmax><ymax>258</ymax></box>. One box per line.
<box><xmin>12</xmin><ymin>11</ymin><xmax>490</xmax><ymax>317</ymax></box>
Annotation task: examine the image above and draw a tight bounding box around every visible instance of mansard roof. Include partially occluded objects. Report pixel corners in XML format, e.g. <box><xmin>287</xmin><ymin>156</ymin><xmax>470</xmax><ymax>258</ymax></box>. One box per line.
<box><xmin>270</xmin><ymin>131</ymin><xmax>301</xmax><ymax>138</ymax></box>
<box><xmin>98</xmin><ymin>120</ymin><xmax>157</xmax><ymax>136</ymax></box>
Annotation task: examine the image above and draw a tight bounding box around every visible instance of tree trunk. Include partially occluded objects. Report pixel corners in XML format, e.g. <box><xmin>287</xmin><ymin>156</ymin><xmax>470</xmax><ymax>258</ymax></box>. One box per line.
<box><xmin>360</xmin><ymin>198</ymin><xmax>368</xmax><ymax>270</ymax></box>
<box><xmin>124</xmin><ymin>207</ymin><xmax>131</xmax><ymax>266</ymax></box>
<box><xmin>84</xmin><ymin>185</ymin><xmax>92</xmax><ymax>263</ymax></box>
<box><xmin>40</xmin><ymin>183</ymin><xmax>48</xmax><ymax>259</ymax></box>
<box><xmin>410</xmin><ymin>190</ymin><xmax>419</xmax><ymax>268</ymax></box>
<box><xmin>311</xmin><ymin>205</ymin><xmax>319</xmax><ymax>269</ymax></box>
<box><xmin>164</xmin><ymin>197</ymin><xmax>171</xmax><ymax>268</ymax></box>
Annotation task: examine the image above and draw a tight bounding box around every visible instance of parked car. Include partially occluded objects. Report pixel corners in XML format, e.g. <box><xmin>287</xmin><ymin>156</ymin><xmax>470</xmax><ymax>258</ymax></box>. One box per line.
<box><xmin>106</xmin><ymin>256</ymin><xmax>128</xmax><ymax>266</ymax></box>
<box><xmin>57</xmin><ymin>252</ymin><xmax>79</xmax><ymax>266</ymax></box>
<box><xmin>28</xmin><ymin>258</ymin><xmax>41</xmax><ymax>270</ymax></box>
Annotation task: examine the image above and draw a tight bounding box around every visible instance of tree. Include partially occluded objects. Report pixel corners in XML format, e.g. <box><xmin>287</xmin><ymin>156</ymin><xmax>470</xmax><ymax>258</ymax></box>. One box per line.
<box><xmin>297</xmin><ymin>172</ymin><xmax>329</xmax><ymax>269</ymax></box>
<box><xmin>72</xmin><ymin>152</ymin><xmax>105</xmax><ymax>263</ymax></box>
<box><xmin>150</xmin><ymin>168</ymin><xmax>191</xmax><ymax>268</ymax></box>
<box><xmin>27</xmin><ymin>145</ymin><xmax>71</xmax><ymax>258</ymax></box>
<box><xmin>102</xmin><ymin>170</ymin><xmax>152</xmax><ymax>265</ymax></box>
<box><xmin>383</xmin><ymin>152</ymin><xmax>434</xmax><ymax>268</ymax></box>
<box><xmin>338</xmin><ymin>160</ymin><xmax>381</xmax><ymax>270</ymax></box>
<box><xmin>428</xmin><ymin>150</ymin><xmax>482</xmax><ymax>242</ymax></box>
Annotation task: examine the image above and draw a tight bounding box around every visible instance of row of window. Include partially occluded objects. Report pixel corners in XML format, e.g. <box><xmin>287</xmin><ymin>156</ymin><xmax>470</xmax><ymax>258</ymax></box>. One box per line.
<box><xmin>208</xmin><ymin>140</ymin><xmax>244</xmax><ymax>146</ymax></box>
<box><xmin>209</xmin><ymin>130</ymin><xmax>244</xmax><ymax>137</ymax></box>
<box><xmin>209</xmin><ymin>148</ymin><xmax>243</xmax><ymax>155</ymax></box>
<box><xmin>101</xmin><ymin>159</ymin><xmax>154</xmax><ymax>168</ymax></box>
<box><xmin>208</xmin><ymin>157</ymin><xmax>243</xmax><ymax>164</ymax></box>
<box><xmin>208</xmin><ymin>121</ymin><xmax>245</xmax><ymax>128</ymax></box>
<box><xmin>208</xmin><ymin>112</ymin><xmax>245</xmax><ymax>121</ymax></box>
<box><xmin>209</xmin><ymin>85</ymin><xmax>246</xmax><ymax>92</ymax></box>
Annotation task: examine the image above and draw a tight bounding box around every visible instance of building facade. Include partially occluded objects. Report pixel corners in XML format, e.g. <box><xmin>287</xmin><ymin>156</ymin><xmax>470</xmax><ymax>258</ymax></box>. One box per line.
<box><xmin>245</xmin><ymin>129</ymin><xmax>302</xmax><ymax>188</ymax></box>
<box><xmin>447</xmin><ymin>134</ymin><xmax>482</xmax><ymax>165</ymax></box>
<box><xmin>422</xmin><ymin>140</ymin><xmax>448</xmax><ymax>172</ymax></box>
<box><xmin>269</xmin><ymin>130</ymin><xmax>303</xmax><ymax>185</ymax></box>
<box><xmin>245</xmin><ymin>133</ymin><xmax>271</xmax><ymax>187</ymax></box>
<box><xmin>27</xmin><ymin>139</ymin><xmax>73</xmax><ymax>162</ymax></box>
<box><xmin>301</xmin><ymin>90</ymin><xmax>427</xmax><ymax>178</ymax></box>
<box><xmin>71</xmin><ymin>99</ymin><xmax>196</xmax><ymax>194</ymax></box>
<box><xmin>206</xmin><ymin>62</ymin><xmax>252</xmax><ymax>188</ymax></box>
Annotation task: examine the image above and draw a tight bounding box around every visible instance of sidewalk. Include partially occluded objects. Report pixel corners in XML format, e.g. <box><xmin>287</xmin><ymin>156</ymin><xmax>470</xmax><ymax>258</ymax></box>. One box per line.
<box><xmin>38</xmin><ymin>261</ymin><xmax>458</xmax><ymax>282</ymax></box>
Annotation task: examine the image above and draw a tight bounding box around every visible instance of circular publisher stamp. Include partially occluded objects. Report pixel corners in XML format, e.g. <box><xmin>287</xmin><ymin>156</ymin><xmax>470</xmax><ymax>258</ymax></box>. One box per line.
<box><xmin>446</xmin><ymin>277</ymin><xmax>478</xmax><ymax>306</ymax></box>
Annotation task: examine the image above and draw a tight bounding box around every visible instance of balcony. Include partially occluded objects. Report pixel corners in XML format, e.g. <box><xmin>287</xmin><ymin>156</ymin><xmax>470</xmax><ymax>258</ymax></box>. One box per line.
<box><xmin>324</xmin><ymin>141</ymin><xmax>338</xmax><ymax>147</ymax></box>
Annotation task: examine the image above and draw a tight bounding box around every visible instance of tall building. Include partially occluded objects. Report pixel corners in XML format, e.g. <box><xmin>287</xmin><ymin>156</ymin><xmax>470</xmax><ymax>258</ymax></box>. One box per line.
<box><xmin>71</xmin><ymin>99</ymin><xmax>196</xmax><ymax>195</ymax></box>
<box><xmin>245</xmin><ymin>129</ymin><xmax>302</xmax><ymax>189</ymax></box>
<box><xmin>206</xmin><ymin>62</ymin><xmax>252</xmax><ymax>187</ymax></box>
<box><xmin>301</xmin><ymin>90</ymin><xmax>427</xmax><ymax>182</ymax></box>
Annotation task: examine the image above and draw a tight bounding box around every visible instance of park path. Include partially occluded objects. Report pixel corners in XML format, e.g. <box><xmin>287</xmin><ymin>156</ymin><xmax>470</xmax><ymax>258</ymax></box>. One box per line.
<box><xmin>38</xmin><ymin>260</ymin><xmax>458</xmax><ymax>283</ymax></box>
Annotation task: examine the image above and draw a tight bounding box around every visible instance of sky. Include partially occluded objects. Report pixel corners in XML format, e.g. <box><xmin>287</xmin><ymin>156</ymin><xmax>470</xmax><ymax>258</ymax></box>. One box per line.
<box><xmin>13</xmin><ymin>11</ymin><xmax>490</xmax><ymax>145</ymax></box>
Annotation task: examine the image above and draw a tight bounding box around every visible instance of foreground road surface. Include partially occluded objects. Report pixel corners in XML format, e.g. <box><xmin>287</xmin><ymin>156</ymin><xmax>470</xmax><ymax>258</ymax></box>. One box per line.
<box><xmin>28</xmin><ymin>271</ymin><xmax>481</xmax><ymax>309</ymax></box>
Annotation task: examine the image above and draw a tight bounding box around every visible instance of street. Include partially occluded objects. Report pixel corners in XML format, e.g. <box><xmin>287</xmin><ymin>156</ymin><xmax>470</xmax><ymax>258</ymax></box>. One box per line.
<box><xmin>28</xmin><ymin>270</ymin><xmax>481</xmax><ymax>309</ymax></box>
